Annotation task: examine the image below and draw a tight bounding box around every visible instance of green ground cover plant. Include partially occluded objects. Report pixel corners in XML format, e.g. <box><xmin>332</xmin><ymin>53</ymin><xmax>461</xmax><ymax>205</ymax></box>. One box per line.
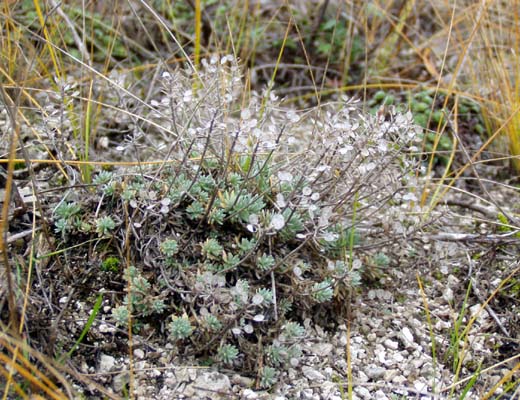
<box><xmin>35</xmin><ymin>58</ymin><xmax>421</xmax><ymax>389</ymax></box>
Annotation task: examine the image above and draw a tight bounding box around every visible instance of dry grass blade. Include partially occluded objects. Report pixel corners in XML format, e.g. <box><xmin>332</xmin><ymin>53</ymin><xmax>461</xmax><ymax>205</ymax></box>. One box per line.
<box><xmin>0</xmin><ymin>330</ymin><xmax>71</xmax><ymax>399</ymax></box>
<box><xmin>0</xmin><ymin>86</ymin><xmax>21</xmax><ymax>332</ymax></box>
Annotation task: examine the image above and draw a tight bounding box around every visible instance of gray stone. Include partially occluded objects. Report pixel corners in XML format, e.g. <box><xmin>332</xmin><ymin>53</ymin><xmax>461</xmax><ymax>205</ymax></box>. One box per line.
<box><xmin>374</xmin><ymin>389</ymin><xmax>389</xmax><ymax>400</ymax></box>
<box><xmin>242</xmin><ymin>388</ymin><xmax>258</xmax><ymax>399</ymax></box>
<box><xmin>231</xmin><ymin>374</ymin><xmax>255</xmax><ymax>388</ymax></box>
<box><xmin>357</xmin><ymin>370</ymin><xmax>369</xmax><ymax>382</ymax></box>
<box><xmin>366</xmin><ymin>366</ymin><xmax>386</xmax><ymax>380</ymax></box>
<box><xmin>98</xmin><ymin>354</ymin><xmax>116</xmax><ymax>373</ymax></box>
<box><xmin>134</xmin><ymin>348</ymin><xmax>145</xmax><ymax>359</ymax></box>
<box><xmin>383</xmin><ymin>339</ymin><xmax>399</xmax><ymax>350</ymax></box>
<box><xmin>399</xmin><ymin>327</ymin><xmax>415</xmax><ymax>349</ymax></box>
<box><xmin>355</xmin><ymin>386</ymin><xmax>370</xmax><ymax>399</ymax></box>
<box><xmin>311</xmin><ymin>342</ymin><xmax>334</xmax><ymax>357</ymax></box>
<box><xmin>383</xmin><ymin>369</ymin><xmax>399</xmax><ymax>381</ymax></box>
<box><xmin>302</xmin><ymin>388</ymin><xmax>314</xmax><ymax>399</ymax></box>
<box><xmin>112</xmin><ymin>372</ymin><xmax>129</xmax><ymax>393</ymax></box>
<box><xmin>183</xmin><ymin>371</ymin><xmax>231</xmax><ymax>399</ymax></box>
<box><xmin>319</xmin><ymin>380</ymin><xmax>337</xmax><ymax>398</ymax></box>
<box><xmin>392</xmin><ymin>375</ymin><xmax>407</xmax><ymax>385</ymax></box>
<box><xmin>302</xmin><ymin>366</ymin><xmax>325</xmax><ymax>381</ymax></box>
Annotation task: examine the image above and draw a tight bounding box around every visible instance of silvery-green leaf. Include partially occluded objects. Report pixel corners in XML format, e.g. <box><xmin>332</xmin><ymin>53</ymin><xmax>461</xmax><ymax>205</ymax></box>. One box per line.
<box><xmin>252</xmin><ymin>293</ymin><xmax>264</xmax><ymax>305</ymax></box>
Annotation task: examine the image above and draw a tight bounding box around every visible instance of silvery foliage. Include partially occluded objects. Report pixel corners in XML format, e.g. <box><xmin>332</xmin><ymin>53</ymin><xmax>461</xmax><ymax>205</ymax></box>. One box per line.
<box><xmin>101</xmin><ymin>56</ymin><xmax>427</xmax><ymax>376</ymax></box>
<box><xmin>142</xmin><ymin>56</ymin><xmax>423</xmax><ymax>290</ymax></box>
<box><xmin>143</xmin><ymin>55</ymin><xmax>424</xmax><ymax>245</ymax></box>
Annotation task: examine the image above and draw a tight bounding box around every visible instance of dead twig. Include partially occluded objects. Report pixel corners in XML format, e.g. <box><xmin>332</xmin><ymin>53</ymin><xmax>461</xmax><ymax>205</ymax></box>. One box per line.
<box><xmin>423</xmin><ymin>231</ymin><xmax>520</xmax><ymax>244</ymax></box>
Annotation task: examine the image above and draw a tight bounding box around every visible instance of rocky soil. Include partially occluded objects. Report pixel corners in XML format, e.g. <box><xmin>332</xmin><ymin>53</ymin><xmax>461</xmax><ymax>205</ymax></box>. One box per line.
<box><xmin>80</xmin><ymin>198</ymin><xmax>519</xmax><ymax>399</ymax></box>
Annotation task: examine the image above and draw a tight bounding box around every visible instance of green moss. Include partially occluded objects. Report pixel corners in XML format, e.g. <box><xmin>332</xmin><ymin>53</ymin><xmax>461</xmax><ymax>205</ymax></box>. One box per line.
<box><xmin>101</xmin><ymin>256</ymin><xmax>120</xmax><ymax>273</ymax></box>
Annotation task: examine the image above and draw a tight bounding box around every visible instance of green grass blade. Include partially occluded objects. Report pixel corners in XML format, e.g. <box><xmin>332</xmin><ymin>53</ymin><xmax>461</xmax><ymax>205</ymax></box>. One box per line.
<box><xmin>61</xmin><ymin>293</ymin><xmax>103</xmax><ymax>361</ymax></box>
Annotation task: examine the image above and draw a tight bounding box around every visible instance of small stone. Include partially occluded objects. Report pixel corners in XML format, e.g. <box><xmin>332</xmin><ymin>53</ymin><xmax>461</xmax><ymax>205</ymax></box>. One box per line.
<box><xmin>311</xmin><ymin>342</ymin><xmax>333</xmax><ymax>357</ymax></box>
<box><xmin>470</xmin><ymin>304</ymin><xmax>489</xmax><ymax>321</ymax></box>
<box><xmin>367</xmin><ymin>333</ymin><xmax>377</xmax><ymax>342</ymax></box>
<box><xmin>301</xmin><ymin>388</ymin><xmax>314</xmax><ymax>399</ymax></box>
<box><xmin>314</xmin><ymin>324</ymin><xmax>325</xmax><ymax>337</ymax></box>
<box><xmin>352</xmin><ymin>336</ymin><xmax>363</xmax><ymax>344</ymax></box>
<box><xmin>164</xmin><ymin>372</ymin><xmax>177</xmax><ymax>386</ymax></box>
<box><xmin>399</xmin><ymin>327</ymin><xmax>415</xmax><ymax>348</ymax></box>
<box><xmin>320</xmin><ymin>381</ymin><xmax>337</xmax><ymax>397</ymax></box>
<box><xmin>113</xmin><ymin>372</ymin><xmax>130</xmax><ymax>393</ymax></box>
<box><xmin>134</xmin><ymin>348</ymin><xmax>145</xmax><ymax>359</ymax></box>
<box><xmin>366</xmin><ymin>366</ymin><xmax>386</xmax><ymax>380</ymax></box>
<box><xmin>443</xmin><ymin>287</ymin><xmax>454</xmax><ymax>302</ymax></box>
<box><xmin>383</xmin><ymin>369</ymin><xmax>398</xmax><ymax>381</ymax></box>
<box><xmin>435</xmin><ymin>319</ymin><xmax>451</xmax><ymax>330</ymax></box>
<box><xmin>302</xmin><ymin>366</ymin><xmax>325</xmax><ymax>381</ymax></box>
<box><xmin>184</xmin><ymin>371</ymin><xmax>231</xmax><ymax>400</ymax></box>
<box><xmin>392</xmin><ymin>375</ymin><xmax>407</xmax><ymax>385</ymax></box>
<box><xmin>335</xmin><ymin>359</ymin><xmax>348</xmax><ymax>371</ymax></box>
<box><xmin>357</xmin><ymin>370</ymin><xmax>369</xmax><ymax>382</ymax></box>
<box><xmin>384</xmin><ymin>339</ymin><xmax>399</xmax><ymax>350</ymax></box>
<box><xmin>135</xmin><ymin>361</ymin><xmax>146</xmax><ymax>371</ymax></box>
<box><xmin>447</xmin><ymin>274</ymin><xmax>460</xmax><ymax>286</ymax></box>
<box><xmin>409</xmin><ymin>318</ymin><xmax>422</xmax><ymax>328</ymax></box>
<box><xmin>188</xmin><ymin>368</ymin><xmax>198</xmax><ymax>381</ymax></box>
<box><xmin>355</xmin><ymin>386</ymin><xmax>370</xmax><ymax>399</ymax></box>
<box><xmin>242</xmin><ymin>388</ymin><xmax>258</xmax><ymax>399</ymax></box>
<box><xmin>357</xmin><ymin>349</ymin><xmax>367</xmax><ymax>360</ymax></box>
<box><xmin>98</xmin><ymin>354</ymin><xmax>116</xmax><ymax>373</ymax></box>
<box><xmin>413</xmin><ymin>379</ymin><xmax>428</xmax><ymax>393</ymax></box>
<box><xmin>231</xmin><ymin>374</ymin><xmax>255</xmax><ymax>388</ymax></box>
<box><xmin>374</xmin><ymin>389</ymin><xmax>389</xmax><ymax>400</ymax></box>
<box><xmin>80</xmin><ymin>361</ymin><xmax>89</xmax><ymax>374</ymax></box>
<box><xmin>98</xmin><ymin>323</ymin><xmax>115</xmax><ymax>333</ymax></box>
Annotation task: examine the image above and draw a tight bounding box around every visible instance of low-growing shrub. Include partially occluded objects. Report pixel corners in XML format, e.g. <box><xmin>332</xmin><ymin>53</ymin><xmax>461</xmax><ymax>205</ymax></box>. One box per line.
<box><xmin>47</xmin><ymin>56</ymin><xmax>423</xmax><ymax>385</ymax></box>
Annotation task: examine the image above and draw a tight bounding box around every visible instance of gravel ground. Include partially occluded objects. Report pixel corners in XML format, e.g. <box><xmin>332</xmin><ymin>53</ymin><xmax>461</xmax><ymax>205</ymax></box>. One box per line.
<box><xmin>86</xmin><ymin>228</ymin><xmax>519</xmax><ymax>400</ymax></box>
